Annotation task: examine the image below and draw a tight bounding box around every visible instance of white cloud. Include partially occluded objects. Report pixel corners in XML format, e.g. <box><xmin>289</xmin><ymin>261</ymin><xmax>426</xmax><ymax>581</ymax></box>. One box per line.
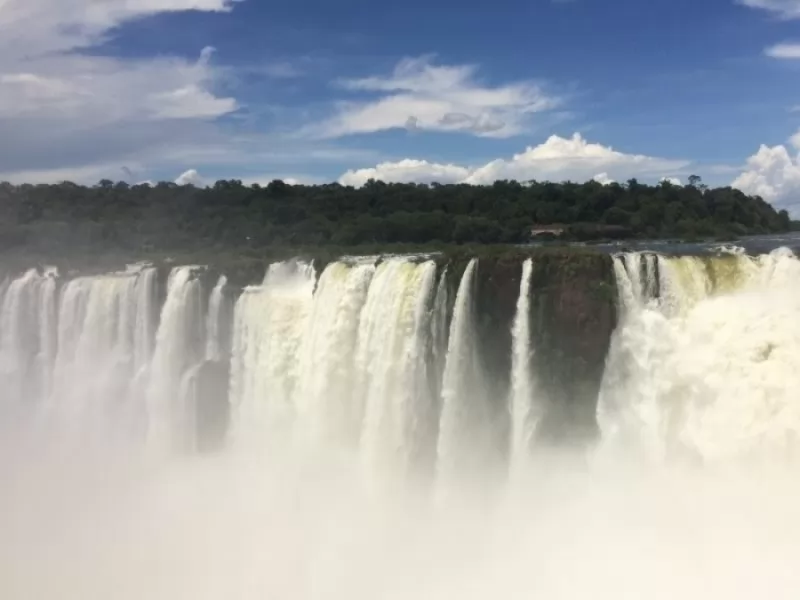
<box><xmin>0</xmin><ymin>0</ymin><xmax>239</xmax><ymax>181</ymax></box>
<box><xmin>211</xmin><ymin>173</ymin><xmax>325</xmax><ymax>187</ymax></box>
<box><xmin>148</xmin><ymin>83</ymin><xmax>238</xmax><ymax>120</ymax></box>
<box><xmin>260</xmin><ymin>62</ymin><xmax>304</xmax><ymax>79</ymax></box>
<box><xmin>732</xmin><ymin>134</ymin><xmax>800</xmax><ymax>213</ymax></box>
<box><xmin>0</xmin><ymin>0</ymin><xmax>237</xmax><ymax>59</ymax></box>
<box><xmin>175</xmin><ymin>169</ymin><xmax>205</xmax><ymax>186</ymax></box>
<box><xmin>740</xmin><ymin>0</ymin><xmax>800</xmax><ymax>18</ymax></box>
<box><xmin>464</xmin><ymin>133</ymin><xmax>688</xmax><ymax>184</ymax></box>
<box><xmin>306</xmin><ymin>56</ymin><xmax>560</xmax><ymax>139</ymax></box>
<box><xmin>0</xmin><ymin>50</ymin><xmax>237</xmax><ymax>124</ymax></box>
<box><xmin>339</xmin><ymin>159</ymin><xmax>470</xmax><ymax>187</ymax></box>
<box><xmin>765</xmin><ymin>43</ymin><xmax>800</xmax><ymax>58</ymax></box>
<box><xmin>593</xmin><ymin>173</ymin><xmax>615</xmax><ymax>185</ymax></box>
<box><xmin>0</xmin><ymin>163</ymin><xmax>140</xmax><ymax>185</ymax></box>
<box><xmin>338</xmin><ymin>133</ymin><xmax>688</xmax><ymax>187</ymax></box>
<box><xmin>660</xmin><ymin>176</ymin><xmax>682</xmax><ymax>186</ymax></box>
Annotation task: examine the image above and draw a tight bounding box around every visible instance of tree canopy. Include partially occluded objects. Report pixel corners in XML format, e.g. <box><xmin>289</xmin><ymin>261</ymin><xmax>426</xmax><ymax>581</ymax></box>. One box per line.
<box><xmin>0</xmin><ymin>176</ymin><xmax>790</xmax><ymax>255</ymax></box>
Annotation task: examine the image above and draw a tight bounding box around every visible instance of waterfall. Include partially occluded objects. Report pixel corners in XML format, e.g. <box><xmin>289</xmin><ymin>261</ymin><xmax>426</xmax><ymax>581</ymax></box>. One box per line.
<box><xmin>205</xmin><ymin>275</ymin><xmax>229</xmax><ymax>362</ymax></box>
<box><xmin>0</xmin><ymin>268</ymin><xmax>58</xmax><ymax>409</ymax></box>
<box><xmin>146</xmin><ymin>266</ymin><xmax>205</xmax><ymax>453</ymax></box>
<box><xmin>509</xmin><ymin>258</ymin><xmax>536</xmax><ymax>473</ymax></box>
<box><xmin>295</xmin><ymin>260</ymin><xmax>375</xmax><ymax>447</ymax></box>
<box><xmin>436</xmin><ymin>259</ymin><xmax>498</xmax><ymax>498</ymax></box>
<box><xmin>428</xmin><ymin>266</ymin><xmax>450</xmax><ymax>427</ymax></box>
<box><xmin>129</xmin><ymin>264</ymin><xmax>159</xmax><ymax>374</ymax></box>
<box><xmin>599</xmin><ymin>247</ymin><xmax>800</xmax><ymax>463</ymax></box>
<box><xmin>357</xmin><ymin>259</ymin><xmax>438</xmax><ymax>488</ymax></box>
<box><xmin>177</xmin><ymin>362</ymin><xmax>204</xmax><ymax>453</ymax></box>
<box><xmin>52</xmin><ymin>272</ymin><xmax>136</xmax><ymax>434</ymax></box>
<box><xmin>227</xmin><ymin>256</ymin><xmax>441</xmax><ymax>478</ymax></box>
<box><xmin>228</xmin><ymin>261</ymin><xmax>317</xmax><ymax>449</ymax></box>
<box><xmin>3</xmin><ymin>247</ymin><xmax>799</xmax><ymax>473</ymax></box>
<box><xmin>612</xmin><ymin>252</ymin><xmax>660</xmax><ymax>313</ymax></box>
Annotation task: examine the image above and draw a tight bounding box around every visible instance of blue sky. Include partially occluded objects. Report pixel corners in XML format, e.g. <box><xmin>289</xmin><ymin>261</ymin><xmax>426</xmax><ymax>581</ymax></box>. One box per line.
<box><xmin>2</xmin><ymin>0</ymin><xmax>800</xmax><ymax>211</ymax></box>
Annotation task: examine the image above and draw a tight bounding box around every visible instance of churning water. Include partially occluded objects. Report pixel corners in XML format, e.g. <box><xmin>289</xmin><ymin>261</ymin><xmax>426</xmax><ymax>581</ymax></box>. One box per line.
<box><xmin>3</xmin><ymin>250</ymin><xmax>800</xmax><ymax>599</ymax></box>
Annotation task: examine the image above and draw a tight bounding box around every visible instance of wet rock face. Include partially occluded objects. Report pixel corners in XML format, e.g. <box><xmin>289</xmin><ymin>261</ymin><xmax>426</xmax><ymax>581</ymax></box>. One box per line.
<box><xmin>465</xmin><ymin>252</ymin><xmax>616</xmax><ymax>448</ymax></box>
<box><xmin>473</xmin><ymin>257</ymin><xmax>524</xmax><ymax>460</ymax></box>
<box><xmin>529</xmin><ymin>254</ymin><xmax>617</xmax><ymax>445</ymax></box>
<box><xmin>474</xmin><ymin>257</ymin><xmax>523</xmax><ymax>407</ymax></box>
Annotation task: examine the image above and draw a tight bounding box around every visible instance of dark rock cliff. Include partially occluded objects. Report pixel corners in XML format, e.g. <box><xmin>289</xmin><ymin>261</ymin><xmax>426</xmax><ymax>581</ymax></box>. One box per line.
<box><xmin>528</xmin><ymin>253</ymin><xmax>617</xmax><ymax>446</ymax></box>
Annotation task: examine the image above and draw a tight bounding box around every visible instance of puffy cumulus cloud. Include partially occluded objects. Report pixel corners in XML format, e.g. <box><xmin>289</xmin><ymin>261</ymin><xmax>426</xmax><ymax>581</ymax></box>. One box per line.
<box><xmin>0</xmin><ymin>0</ymin><xmax>239</xmax><ymax>182</ymax></box>
<box><xmin>765</xmin><ymin>43</ymin><xmax>800</xmax><ymax>58</ymax></box>
<box><xmin>732</xmin><ymin>137</ymin><xmax>800</xmax><ymax>213</ymax></box>
<box><xmin>306</xmin><ymin>56</ymin><xmax>560</xmax><ymax>139</ymax></box>
<box><xmin>593</xmin><ymin>173</ymin><xmax>615</xmax><ymax>185</ymax></box>
<box><xmin>235</xmin><ymin>174</ymin><xmax>323</xmax><ymax>186</ymax></box>
<box><xmin>463</xmin><ymin>133</ymin><xmax>688</xmax><ymax>184</ymax></box>
<box><xmin>339</xmin><ymin>159</ymin><xmax>471</xmax><ymax>187</ymax></box>
<box><xmin>175</xmin><ymin>169</ymin><xmax>205</xmax><ymax>186</ymax></box>
<box><xmin>739</xmin><ymin>0</ymin><xmax>800</xmax><ymax>18</ymax></box>
<box><xmin>338</xmin><ymin>133</ymin><xmax>688</xmax><ymax>188</ymax></box>
<box><xmin>660</xmin><ymin>176</ymin><xmax>683</xmax><ymax>186</ymax></box>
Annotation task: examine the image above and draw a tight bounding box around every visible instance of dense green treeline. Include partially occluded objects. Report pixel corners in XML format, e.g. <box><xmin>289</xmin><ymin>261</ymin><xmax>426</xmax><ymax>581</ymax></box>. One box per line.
<box><xmin>0</xmin><ymin>176</ymin><xmax>790</xmax><ymax>254</ymax></box>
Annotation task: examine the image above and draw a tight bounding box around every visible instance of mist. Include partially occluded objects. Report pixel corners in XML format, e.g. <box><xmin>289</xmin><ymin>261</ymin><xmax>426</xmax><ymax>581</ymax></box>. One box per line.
<box><xmin>3</xmin><ymin>429</ymin><xmax>800</xmax><ymax>600</ymax></box>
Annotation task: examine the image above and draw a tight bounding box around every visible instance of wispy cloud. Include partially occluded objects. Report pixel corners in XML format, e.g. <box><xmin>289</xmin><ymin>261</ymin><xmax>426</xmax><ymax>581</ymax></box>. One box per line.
<box><xmin>765</xmin><ymin>43</ymin><xmax>800</xmax><ymax>58</ymax></box>
<box><xmin>0</xmin><ymin>0</ymin><xmax>240</xmax><ymax>182</ymax></box>
<box><xmin>303</xmin><ymin>56</ymin><xmax>561</xmax><ymax>139</ymax></box>
<box><xmin>0</xmin><ymin>162</ymin><xmax>145</xmax><ymax>185</ymax></box>
<box><xmin>739</xmin><ymin>0</ymin><xmax>800</xmax><ymax>18</ymax></box>
<box><xmin>0</xmin><ymin>0</ymin><xmax>239</xmax><ymax>59</ymax></box>
<box><xmin>260</xmin><ymin>62</ymin><xmax>305</xmax><ymax>79</ymax></box>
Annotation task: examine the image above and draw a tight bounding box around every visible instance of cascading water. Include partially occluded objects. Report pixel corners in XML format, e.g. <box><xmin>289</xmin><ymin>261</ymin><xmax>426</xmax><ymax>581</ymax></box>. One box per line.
<box><xmin>128</xmin><ymin>266</ymin><xmax>159</xmax><ymax>408</ymax></box>
<box><xmin>0</xmin><ymin>268</ymin><xmax>58</xmax><ymax>409</ymax></box>
<box><xmin>50</xmin><ymin>267</ymin><xmax>158</xmax><ymax>441</ymax></box>
<box><xmin>205</xmin><ymin>275</ymin><xmax>229</xmax><ymax>362</ymax></box>
<box><xmin>228</xmin><ymin>261</ymin><xmax>317</xmax><ymax>449</ymax></box>
<box><xmin>5</xmin><ymin>249</ymin><xmax>800</xmax><ymax>471</ymax></box>
<box><xmin>293</xmin><ymin>260</ymin><xmax>375</xmax><ymax>447</ymax></box>
<box><xmin>356</xmin><ymin>258</ymin><xmax>438</xmax><ymax>488</ymax></box>
<box><xmin>435</xmin><ymin>259</ymin><xmax>499</xmax><ymax>499</ymax></box>
<box><xmin>509</xmin><ymin>258</ymin><xmax>536</xmax><ymax>474</ymax></box>
<box><xmin>146</xmin><ymin>266</ymin><xmax>205</xmax><ymax>453</ymax></box>
<box><xmin>228</xmin><ymin>256</ymin><xmax>443</xmax><ymax>484</ymax></box>
<box><xmin>599</xmin><ymin>247</ymin><xmax>800</xmax><ymax>463</ymax></box>
<box><xmin>429</xmin><ymin>266</ymin><xmax>450</xmax><ymax>401</ymax></box>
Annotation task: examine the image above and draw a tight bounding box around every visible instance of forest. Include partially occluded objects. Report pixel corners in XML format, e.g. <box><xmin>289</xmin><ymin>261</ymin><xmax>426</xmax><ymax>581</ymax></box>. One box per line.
<box><xmin>0</xmin><ymin>176</ymin><xmax>791</xmax><ymax>256</ymax></box>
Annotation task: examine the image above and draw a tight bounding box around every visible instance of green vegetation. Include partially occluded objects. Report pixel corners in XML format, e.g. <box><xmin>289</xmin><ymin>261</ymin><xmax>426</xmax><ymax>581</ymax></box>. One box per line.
<box><xmin>0</xmin><ymin>175</ymin><xmax>789</xmax><ymax>256</ymax></box>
